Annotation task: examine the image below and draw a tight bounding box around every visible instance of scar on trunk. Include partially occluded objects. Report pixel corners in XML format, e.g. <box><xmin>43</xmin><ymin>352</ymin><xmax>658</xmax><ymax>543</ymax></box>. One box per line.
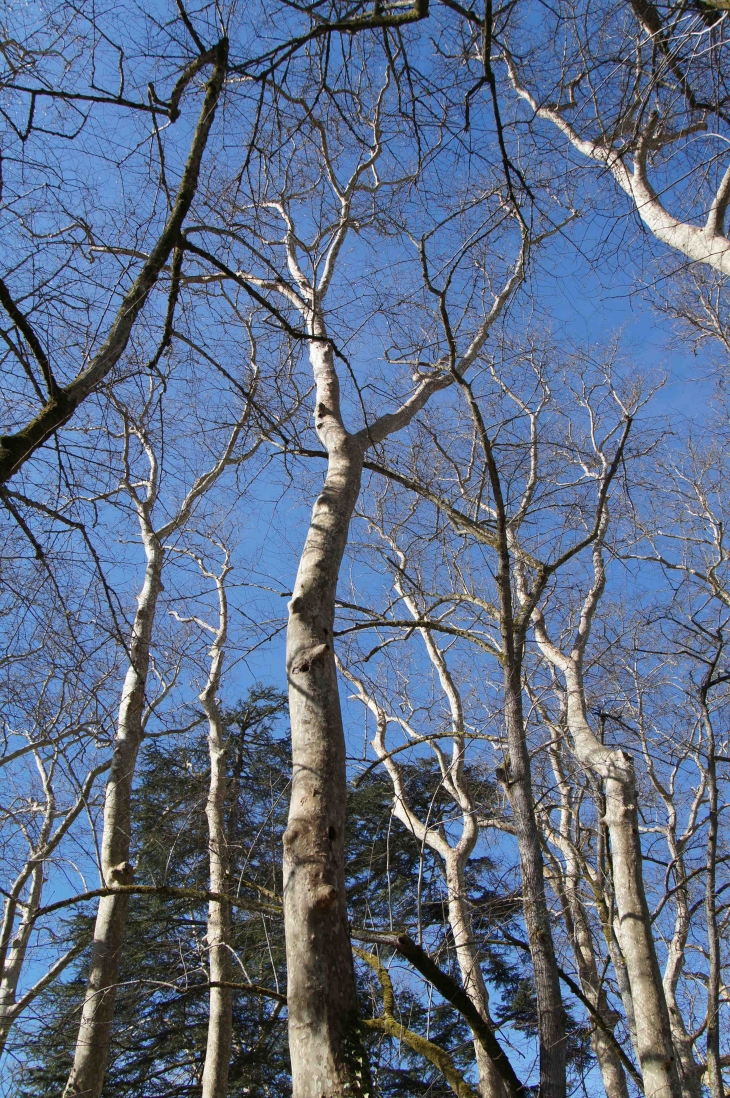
<box><xmin>291</xmin><ymin>643</ymin><xmax>330</xmax><ymax>673</ymax></box>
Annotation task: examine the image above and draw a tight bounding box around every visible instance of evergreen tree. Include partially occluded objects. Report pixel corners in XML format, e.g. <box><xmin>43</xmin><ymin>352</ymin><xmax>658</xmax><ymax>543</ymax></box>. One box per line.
<box><xmin>12</xmin><ymin>688</ymin><xmax>291</xmax><ymax>1098</ymax></box>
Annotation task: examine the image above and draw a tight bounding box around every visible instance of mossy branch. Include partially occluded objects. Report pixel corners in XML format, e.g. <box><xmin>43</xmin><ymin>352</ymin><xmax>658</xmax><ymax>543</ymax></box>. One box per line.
<box><xmin>355</xmin><ymin>947</ymin><xmax>480</xmax><ymax>1098</ymax></box>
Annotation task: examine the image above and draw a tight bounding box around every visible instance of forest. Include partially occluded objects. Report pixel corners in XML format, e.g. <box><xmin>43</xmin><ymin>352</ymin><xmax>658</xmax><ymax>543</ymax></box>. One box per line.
<box><xmin>1</xmin><ymin>2</ymin><xmax>730</xmax><ymax>1097</ymax></box>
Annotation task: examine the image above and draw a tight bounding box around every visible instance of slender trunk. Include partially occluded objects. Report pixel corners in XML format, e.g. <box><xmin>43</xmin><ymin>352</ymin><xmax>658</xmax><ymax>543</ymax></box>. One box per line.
<box><xmin>596</xmin><ymin>791</ymin><xmax>639</xmax><ymax>1058</ymax></box>
<box><xmin>500</xmin><ymin>661</ymin><xmax>566</xmax><ymax>1098</ymax></box>
<box><xmin>479</xmin><ymin>452</ymin><xmax>566</xmax><ymax>1097</ymax></box>
<box><xmin>0</xmin><ymin>754</ymin><xmax>56</xmax><ymax>1049</ymax></box>
<box><xmin>352</xmin><ymin>648</ymin><xmax>507</xmax><ymax>1098</ymax></box>
<box><xmin>546</xmin><ymin>746</ymin><xmax>628</xmax><ymax>1098</ymax></box>
<box><xmin>475</xmin><ymin>404</ymin><xmax>565</xmax><ymax>1098</ymax></box>
<box><xmin>603</xmin><ymin>761</ymin><xmax>682</xmax><ymax>1098</ymax></box>
<box><xmin>200</xmin><ymin>561</ymin><xmax>233</xmax><ymax>1098</ymax></box>
<box><xmin>445</xmin><ymin>860</ymin><xmax>507</xmax><ymax>1098</ymax></box>
<box><xmin>0</xmin><ymin>757</ymin><xmax>108</xmax><ymax>1054</ymax></box>
<box><xmin>64</xmin><ymin>538</ymin><xmax>163</xmax><ymax>1098</ymax></box>
<box><xmin>605</xmin><ymin>922</ymin><xmax>638</xmax><ymax>1058</ymax></box>
<box><xmin>0</xmin><ymin>860</ymin><xmax>45</xmax><ymax>1055</ymax></box>
<box><xmin>703</xmin><ymin>702</ymin><xmax>723</xmax><ymax>1098</ymax></box>
<box><xmin>564</xmin><ymin>888</ymin><xmax>628</xmax><ymax>1098</ymax></box>
<box><xmin>406</xmin><ymin>578</ymin><xmax>506</xmax><ymax>1098</ymax></box>
<box><xmin>563</xmin><ymin>670</ymin><xmax>681</xmax><ymax>1098</ymax></box>
<box><xmin>200</xmin><ymin>729</ymin><xmax>233</xmax><ymax>1098</ymax></box>
<box><xmin>660</xmin><ymin>827</ymin><xmax>702</xmax><ymax>1098</ymax></box>
<box><xmin>284</xmin><ymin>343</ymin><xmax>369</xmax><ymax>1096</ymax></box>
<box><xmin>532</xmin><ymin>597</ymin><xmax>683</xmax><ymax>1098</ymax></box>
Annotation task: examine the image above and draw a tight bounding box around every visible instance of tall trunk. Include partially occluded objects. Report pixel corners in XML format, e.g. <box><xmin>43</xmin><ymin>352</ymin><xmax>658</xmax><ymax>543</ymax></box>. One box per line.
<box><xmin>284</xmin><ymin>333</ymin><xmax>369</xmax><ymax>1098</ymax></box>
<box><xmin>660</xmin><ymin>808</ymin><xmax>702</xmax><ymax>1098</ymax></box>
<box><xmin>595</xmin><ymin>794</ymin><xmax>639</xmax><ymax>1057</ymax></box>
<box><xmin>561</xmin><ymin>666</ymin><xmax>682</xmax><ymax>1098</ymax></box>
<box><xmin>546</xmin><ymin>745</ymin><xmax>628</xmax><ymax>1098</ymax></box>
<box><xmin>277</xmin><ymin>195</ymin><xmax>522</xmax><ymax>1094</ymax></box>
<box><xmin>605</xmin><ymin>921</ymin><xmax>638</xmax><ymax>1058</ymax></box>
<box><xmin>703</xmin><ymin>700</ymin><xmax>723</xmax><ymax>1098</ymax></box>
<box><xmin>349</xmin><ymin>647</ymin><xmax>509</xmax><ymax>1098</ymax></box>
<box><xmin>602</xmin><ymin>761</ymin><xmax>681</xmax><ymax>1098</ymax></box>
<box><xmin>445</xmin><ymin>859</ymin><xmax>507</xmax><ymax>1098</ymax></box>
<box><xmin>478</xmin><ymin>411</ymin><xmax>566</xmax><ymax>1098</ymax></box>
<box><xmin>500</xmin><ymin>660</ymin><xmax>566</xmax><ymax>1098</ymax></box>
<box><xmin>354</xmin><ymin>559</ymin><xmax>509</xmax><ymax>1098</ymax></box>
<box><xmin>562</xmin><ymin>882</ymin><xmax>628</xmax><ymax>1098</ymax></box>
<box><xmin>64</xmin><ymin>536</ymin><xmax>163</xmax><ymax>1098</ymax></box>
<box><xmin>200</xmin><ymin>562</ymin><xmax>233</xmax><ymax>1098</ymax></box>
<box><xmin>531</xmin><ymin>537</ymin><xmax>683</xmax><ymax>1098</ymax></box>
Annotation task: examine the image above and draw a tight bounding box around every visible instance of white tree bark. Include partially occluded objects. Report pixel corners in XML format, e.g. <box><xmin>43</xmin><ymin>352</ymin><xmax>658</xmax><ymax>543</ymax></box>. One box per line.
<box><xmin>64</xmin><ymin>407</ymin><xmax>250</xmax><ymax>1098</ymax></box>
<box><xmin>63</xmin><ymin>522</ymin><xmax>164</xmax><ymax>1098</ymax></box>
<box><xmin>505</xmin><ymin>53</ymin><xmax>730</xmax><ymax>277</ymax></box>
<box><xmin>256</xmin><ymin>88</ymin><xmax>527</xmax><ymax>1088</ymax></box>
<box><xmin>542</xmin><ymin>739</ymin><xmax>630</xmax><ymax>1098</ymax></box>
<box><xmin>340</xmin><ymin>593</ymin><xmax>508</xmax><ymax>1098</ymax></box>
<box><xmin>635</xmin><ymin>720</ymin><xmax>705</xmax><ymax>1098</ymax></box>
<box><xmin>195</xmin><ymin>548</ymin><xmax>234</xmax><ymax>1098</ymax></box>
<box><xmin>284</xmin><ymin>317</ymin><xmax>451</xmax><ymax>1097</ymax></box>
<box><xmin>530</xmin><ymin>538</ymin><xmax>683</xmax><ymax>1098</ymax></box>
<box><xmin>0</xmin><ymin>754</ymin><xmax>108</xmax><ymax>1054</ymax></box>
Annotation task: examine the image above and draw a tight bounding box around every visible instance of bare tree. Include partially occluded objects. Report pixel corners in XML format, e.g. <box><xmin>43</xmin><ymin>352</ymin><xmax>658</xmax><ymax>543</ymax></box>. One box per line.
<box><xmin>63</xmin><ymin>373</ymin><xmax>259</xmax><ymax>1098</ymax></box>
<box><xmin>0</xmin><ymin>736</ymin><xmax>111</xmax><ymax>1054</ymax></box>
<box><xmin>348</xmin><ymin>345</ymin><xmax>642</xmax><ymax>1098</ymax></box>
<box><xmin>0</xmin><ymin>2</ymin><xmax>433</xmax><ymax>489</ymax></box>
<box><xmin>179</xmin><ymin>42</ymin><xmax>533</xmax><ymax>1090</ymax></box>
<box><xmin>500</xmin><ymin>2</ymin><xmax>730</xmax><ymax>274</ymax></box>
<box><xmin>339</xmin><ymin>554</ymin><xmax>519</xmax><ymax>1098</ymax></box>
<box><xmin>169</xmin><ymin>541</ymin><xmax>236</xmax><ymax>1098</ymax></box>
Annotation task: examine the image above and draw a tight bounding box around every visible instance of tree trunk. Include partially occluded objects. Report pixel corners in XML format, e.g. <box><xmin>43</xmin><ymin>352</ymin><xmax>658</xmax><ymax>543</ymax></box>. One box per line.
<box><xmin>64</xmin><ymin>538</ymin><xmax>163</xmax><ymax>1098</ymax></box>
<box><xmin>350</xmin><ymin>648</ymin><xmax>509</xmax><ymax>1098</ymax></box>
<box><xmin>445</xmin><ymin>860</ymin><xmax>507</xmax><ymax>1098</ymax></box>
<box><xmin>483</xmin><ymin>429</ymin><xmax>566</xmax><ymax>1098</ymax></box>
<box><xmin>200</xmin><ymin>558</ymin><xmax>234</xmax><ymax>1098</ymax></box>
<box><xmin>703</xmin><ymin>702</ymin><xmax>723</xmax><ymax>1098</ymax></box>
<box><xmin>0</xmin><ymin>860</ymin><xmax>45</xmax><ymax>1056</ymax></box>
<box><xmin>531</xmin><ymin>581</ymin><xmax>683</xmax><ymax>1098</ymax></box>
<box><xmin>200</xmin><ymin>739</ymin><xmax>233</xmax><ymax>1098</ymax></box>
<box><xmin>660</xmin><ymin>831</ymin><xmax>702</xmax><ymax>1098</ymax></box>
<box><xmin>565</xmin><ymin>891</ymin><xmax>629</xmax><ymax>1098</ymax></box>
<box><xmin>603</xmin><ymin>761</ymin><xmax>682</xmax><ymax>1098</ymax></box>
<box><xmin>546</xmin><ymin>745</ymin><xmax>628</xmax><ymax>1098</ymax></box>
<box><xmin>561</xmin><ymin>666</ymin><xmax>682</xmax><ymax>1098</ymax></box>
<box><xmin>283</xmin><ymin>349</ymin><xmax>370</xmax><ymax>1097</ymax></box>
<box><xmin>500</xmin><ymin>665</ymin><xmax>566</xmax><ymax>1098</ymax></box>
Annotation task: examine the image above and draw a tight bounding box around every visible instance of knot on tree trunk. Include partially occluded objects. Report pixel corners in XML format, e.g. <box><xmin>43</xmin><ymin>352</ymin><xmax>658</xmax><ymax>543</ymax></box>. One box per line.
<box><xmin>108</xmin><ymin>861</ymin><xmax>135</xmax><ymax>886</ymax></box>
<box><xmin>283</xmin><ymin>816</ymin><xmax>340</xmax><ymax>912</ymax></box>
<box><xmin>290</xmin><ymin>643</ymin><xmax>330</xmax><ymax>674</ymax></box>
